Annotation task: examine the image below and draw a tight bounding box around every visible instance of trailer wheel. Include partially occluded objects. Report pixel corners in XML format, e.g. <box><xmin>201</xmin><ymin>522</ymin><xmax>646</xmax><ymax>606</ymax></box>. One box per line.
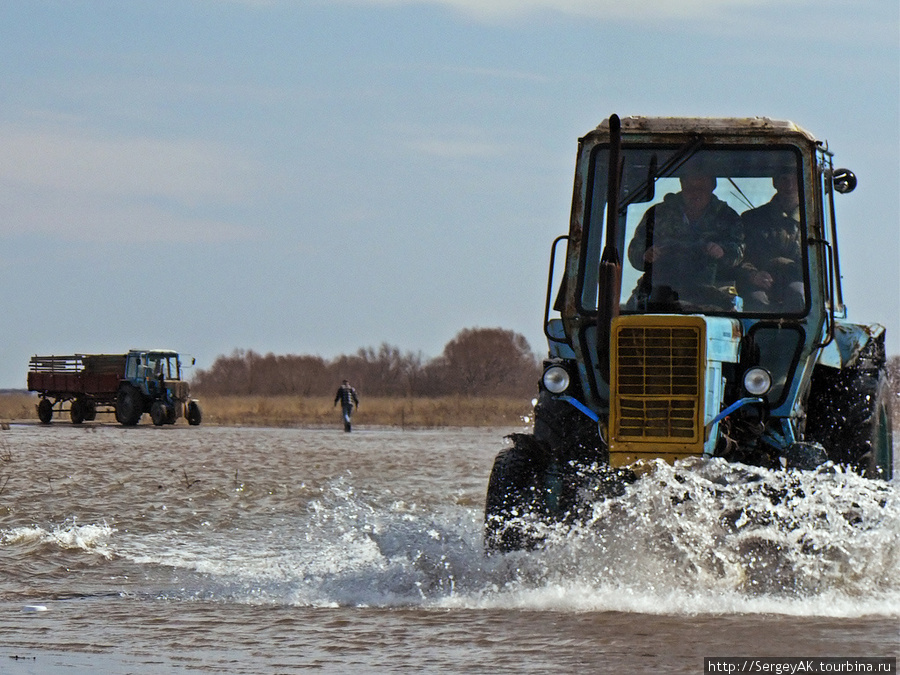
<box><xmin>70</xmin><ymin>399</ymin><xmax>85</xmax><ymax>424</ymax></box>
<box><xmin>116</xmin><ymin>385</ymin><xmax>143</xmax><ymax>426</ymax></box>
<box><xmin>37</xmin><ymin>398</ymin><xmax>53</xmax><ymax>424</ymax></box>
<box><xmin>186</xmin><ymin>400</ymin><xmax>202</xmax><ymax>426</ymax></box>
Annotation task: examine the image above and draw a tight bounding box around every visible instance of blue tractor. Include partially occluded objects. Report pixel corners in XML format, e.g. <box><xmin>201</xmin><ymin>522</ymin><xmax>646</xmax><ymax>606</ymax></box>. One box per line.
<box><xmin>485</xmin><ymin>116</ymin><xmax>893</xmax><ymax>552</ymax></box>
<box><xmin>114</xmin><ymin>349</ymin><xmax>203</xmax><ymax>426</ymax></box>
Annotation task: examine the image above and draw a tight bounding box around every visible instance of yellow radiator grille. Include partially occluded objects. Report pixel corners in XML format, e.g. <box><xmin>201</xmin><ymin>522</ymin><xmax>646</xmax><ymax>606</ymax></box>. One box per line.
<box><xmin>613</xmin><ymin>322</ymin><xmax>702</xmax><ymax>442</ymax></box>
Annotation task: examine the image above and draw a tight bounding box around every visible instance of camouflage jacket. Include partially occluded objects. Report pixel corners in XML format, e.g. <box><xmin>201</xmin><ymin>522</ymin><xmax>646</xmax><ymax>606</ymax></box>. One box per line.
<box><xmin>738</xmin><ymin>197</ymin><xmax>803</xmax><ymax>283</ymax></box>
<box><xmin>627</xmin><ymin>192</ymin><xmax>743</xmax><ymax>290</ymax></box>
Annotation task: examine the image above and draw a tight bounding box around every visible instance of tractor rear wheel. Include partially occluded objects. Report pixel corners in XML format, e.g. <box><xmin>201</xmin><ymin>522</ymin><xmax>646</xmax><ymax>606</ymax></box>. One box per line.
<box><xmin>116</xmin><ymin>386</ymin><xmax>143</xmax><ymax>426</ymax></box>
<box><xmin>806</xmin><ymin>337</ymin><xmax>894</xmax><ymax>479</ymax></box>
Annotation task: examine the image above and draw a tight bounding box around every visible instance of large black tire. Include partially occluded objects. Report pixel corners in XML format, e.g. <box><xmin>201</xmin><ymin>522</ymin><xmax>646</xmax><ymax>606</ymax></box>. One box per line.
<box><xmin>116</xmin><ymin>385</ymin><xmax>144</xmax><ymax>426</ymax></box>
<box><xmin>37</xmin><ymin>398</ymin><xmax>53</xmax><ymax>424</ymax></box>
<box><xmin>70</xmin><ymin>399</ymin><xmax>85</xmax><ymax>424</ymax></box>
<box><xmin>83</xmin><ymin>400</ymin><xmax>97</xmax><ymax>421</ymax></box>
<box><xmin>869</xmin><ymin>378</ymin><xmax>894</xmax><ymax>479</ymax></box>
<box><xmin>806</xmin><ymin>336</ymin><xmax>894</xmax><ymax>479</ymax></box>
<box><xmin>186</xmin><ymin>400</ymin><xmax>202</xmax><ymax>426</ymax></box>
<box><xmin>533</xmin><ymin>389</ymin><xmax>606</xmax><ymax>465</ymax></box>
<box><xmin>484</xmin><ymin>434</ymin><xmax>552</xmax><ymax>553</ymax></box>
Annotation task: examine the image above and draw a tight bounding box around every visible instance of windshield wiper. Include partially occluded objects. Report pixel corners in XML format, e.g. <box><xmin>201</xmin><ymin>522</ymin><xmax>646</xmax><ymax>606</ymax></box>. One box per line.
<box><xmin>726</xmin><ymin>177</ymin><xmax>755</xmax><ymax>210</ymax></box>
<box><xmin>619</xmin><ymin>134</ymin><xmax>704</xmax><ymax>213</ymax></box>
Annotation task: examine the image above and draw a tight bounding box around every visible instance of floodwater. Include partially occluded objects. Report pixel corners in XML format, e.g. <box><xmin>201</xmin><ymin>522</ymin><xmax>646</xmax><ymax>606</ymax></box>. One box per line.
<box><xmin>0</xmin><ymin>423</ymin><xmax>897</xmax><ymax>674</ymax></box>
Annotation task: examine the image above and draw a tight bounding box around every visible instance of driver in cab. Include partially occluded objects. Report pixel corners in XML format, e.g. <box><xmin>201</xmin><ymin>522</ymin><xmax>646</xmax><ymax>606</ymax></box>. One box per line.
<box><xmin>626</xmin><ymin>169</ymin><xmax>743</xmax><ymax>311</ymax></box>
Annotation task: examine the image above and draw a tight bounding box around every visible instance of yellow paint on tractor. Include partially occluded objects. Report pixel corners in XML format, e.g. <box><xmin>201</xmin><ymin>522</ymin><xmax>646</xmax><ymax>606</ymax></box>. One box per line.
<box><xmin>608</xmin><ymin>314</ymin><xmax>708</xmax><ymax>466</ymax></box>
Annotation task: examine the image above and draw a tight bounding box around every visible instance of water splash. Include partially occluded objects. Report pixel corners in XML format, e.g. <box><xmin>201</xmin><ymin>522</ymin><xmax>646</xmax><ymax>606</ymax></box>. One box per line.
<box><xmin>479</xmin><ymin>458</ymin><xmax>900</xmax><ymax>615</ymax></box>
<box><xmin>106</xmin><ymin>461</ymin><xmax>900</xmax><ymax>616</ymax></box>
<box><xmin>1</xmin><ymin>520</ymin><xmax>116</xmax><ymax>559</ymax></box>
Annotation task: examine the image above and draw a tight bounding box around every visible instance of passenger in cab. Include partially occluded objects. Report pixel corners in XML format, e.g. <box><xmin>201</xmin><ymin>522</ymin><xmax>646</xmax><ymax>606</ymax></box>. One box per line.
<box><xmin>738</xmin><ymin>173</ymin><xmax>805</xmax><ymax>311</ymax></box>
<box><xmin>626</xmin><ymin>169</ymin><xmax>743</xmax><ymax>311</ymax></box>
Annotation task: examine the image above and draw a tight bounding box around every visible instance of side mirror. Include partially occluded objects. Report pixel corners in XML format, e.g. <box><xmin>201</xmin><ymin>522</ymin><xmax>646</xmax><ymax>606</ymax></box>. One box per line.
<box><xmin>832</xmin><ymin>168</ymin><xmax>857</xmax><ymax>194</ymax></box>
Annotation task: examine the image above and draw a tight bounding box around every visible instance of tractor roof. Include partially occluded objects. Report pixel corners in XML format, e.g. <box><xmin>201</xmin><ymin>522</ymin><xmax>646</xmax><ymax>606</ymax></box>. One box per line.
<box><xmin>588</xmin><ymin>116</ymin><xmax>819</xmax><ymax>143</ymax></box>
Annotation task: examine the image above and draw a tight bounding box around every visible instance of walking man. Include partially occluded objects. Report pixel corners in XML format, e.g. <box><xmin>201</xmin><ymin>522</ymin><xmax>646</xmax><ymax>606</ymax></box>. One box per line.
<box><xmin>334</xmin><ymin>380</ymin><xmax>359</xmax><ymax>432</ymax></box>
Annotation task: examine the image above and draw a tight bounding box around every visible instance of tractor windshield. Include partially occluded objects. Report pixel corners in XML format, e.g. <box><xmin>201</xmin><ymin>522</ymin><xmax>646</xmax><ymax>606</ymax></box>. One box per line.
<box><xmin>146</xmin><ymin>353</ymin><xmax>181</xmax><ymax>380</ymax></box>
<box><xmin>581</xmin><ymin>145</ymin><xmax>807</xmax><ymax>317</ymax></box>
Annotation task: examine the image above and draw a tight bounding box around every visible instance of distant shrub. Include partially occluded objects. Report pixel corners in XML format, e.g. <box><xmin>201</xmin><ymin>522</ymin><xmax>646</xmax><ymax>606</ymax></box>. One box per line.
<box><xmin>192</xmin><ymin>327</ymin><xmax>542</xmax><ymax>399</ymax></box>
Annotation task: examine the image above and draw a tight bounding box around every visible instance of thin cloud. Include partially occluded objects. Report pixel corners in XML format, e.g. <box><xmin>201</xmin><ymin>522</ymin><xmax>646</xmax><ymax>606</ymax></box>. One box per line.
<box><xmin>0</xmin><ymin>122</ymin><xmax>262</xmax><ymax>242</ymax></box>
<box><xmin>440</xmin><ymin>65</ymin><xmax>550</xmax><ymax>83</ymax></box>
<box><xmin>274</xmin><ymin>0</ymin><xmax>791</xmax><ymax>22</ymax></box>
<box><xmin>2</xmin><ymin>195</ymin><xmax>255</xmax><ymax>245</ymax></box>
<box><xmin>0</xmin><ymin>123</ymin><xmax>257</xmax><ymax>203</ymax></box>
<box><xmin>407</xmin><ymin>138</ymin><xmax>508</xmax><ymax>159</ymax></box>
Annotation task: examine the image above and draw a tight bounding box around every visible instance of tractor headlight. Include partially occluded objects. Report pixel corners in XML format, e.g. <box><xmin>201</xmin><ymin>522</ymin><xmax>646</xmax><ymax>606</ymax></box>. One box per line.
<box><xmin>743</xmin><ymin>367</ymin><xmax>772</xmax><ymax>396</ymax></box>
<box><xmin>542</xmin><ymin>365</ymin><xmax>570</xmax><ymax>394</ymax></box>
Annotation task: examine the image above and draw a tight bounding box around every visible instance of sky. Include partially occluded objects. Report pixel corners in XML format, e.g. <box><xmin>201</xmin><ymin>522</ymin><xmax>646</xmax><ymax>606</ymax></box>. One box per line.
<box><xmin>0</xmin><ymin>0</ymin><xmax>897</xmax><ymax>389</ymax></box>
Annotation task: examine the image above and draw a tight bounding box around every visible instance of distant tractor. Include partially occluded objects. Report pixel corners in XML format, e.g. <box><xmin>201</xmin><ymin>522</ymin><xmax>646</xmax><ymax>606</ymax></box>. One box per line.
<box><xmin>28</xmin><ymin>349</ymin><xmax>202</xmax><ymax>426</ymax></box>
<box><xmin>485</xmin><ymin>115</ymin><xmax>893</xmax><ymax>553</ymax></box>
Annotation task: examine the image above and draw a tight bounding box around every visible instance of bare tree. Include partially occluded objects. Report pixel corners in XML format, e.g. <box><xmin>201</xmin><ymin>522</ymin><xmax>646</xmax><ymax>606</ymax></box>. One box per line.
<box><xmin>429</xmin><ymin>327</ymin><xmax>540</xmax><ymax>397</ymax></box>
<box><xmin>192</xmin><ymin>328</ymin><xmax>541</xmax><ymax>398</ymax></box>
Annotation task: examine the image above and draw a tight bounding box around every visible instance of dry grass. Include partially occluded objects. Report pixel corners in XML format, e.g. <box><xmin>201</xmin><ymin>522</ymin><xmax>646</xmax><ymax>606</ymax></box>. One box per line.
<box><xmin>199</xmin><ymin>395</ymin><xmax>535</xmax><ymax>428</ymax></box>
<box><xmin>5</xmin><ymin>391</ymin><xmax>897</xmax><ymax>431</ymax></box>
<box><xmin>0</xmin><ymin>394</ymin><xmax>39</xmax><ymax>424</ymax></box>
<box><xmin>0</xmin><ymin>393</ymin><xmax>535</xmax><ymax>428</ymax></box>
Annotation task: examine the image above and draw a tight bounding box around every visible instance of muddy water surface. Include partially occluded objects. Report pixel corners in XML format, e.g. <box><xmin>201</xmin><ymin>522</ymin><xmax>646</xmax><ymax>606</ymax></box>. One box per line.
<box><xmin>0</xmin><ymin>424</ymin><xmax>897</xmax><ymax>673</ymax></box>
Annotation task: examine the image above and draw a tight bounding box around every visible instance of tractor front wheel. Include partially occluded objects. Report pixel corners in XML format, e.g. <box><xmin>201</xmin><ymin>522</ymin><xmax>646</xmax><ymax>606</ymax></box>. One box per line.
<box><xmin>186</xmin><ymin>400</ymin><xmax>202</xmax><ymax>426</ymax></box>
<box><xmin>483</xmin><ymin>434</ymin><xmax>551</xmax><ymax>553</ymax></box>
<box><xmin>150</xmin><ymin>401</ymin><xmax>169</xmax><ymax>426</ymax></box>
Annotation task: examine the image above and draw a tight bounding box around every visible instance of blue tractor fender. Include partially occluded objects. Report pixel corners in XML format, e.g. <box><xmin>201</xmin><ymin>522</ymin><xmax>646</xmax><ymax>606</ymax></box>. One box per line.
<box><xmin>816</xmin><ymin>321</ymin><xmax>885</xmax><ymax>369</ymax></box>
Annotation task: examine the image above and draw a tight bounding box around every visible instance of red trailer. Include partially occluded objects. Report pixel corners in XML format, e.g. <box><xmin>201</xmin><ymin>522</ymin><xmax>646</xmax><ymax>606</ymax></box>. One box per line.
<box><xmin>28</xmin><ymin>355</ymin><xmax>125</xmax><ymax>423</ymax></box>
